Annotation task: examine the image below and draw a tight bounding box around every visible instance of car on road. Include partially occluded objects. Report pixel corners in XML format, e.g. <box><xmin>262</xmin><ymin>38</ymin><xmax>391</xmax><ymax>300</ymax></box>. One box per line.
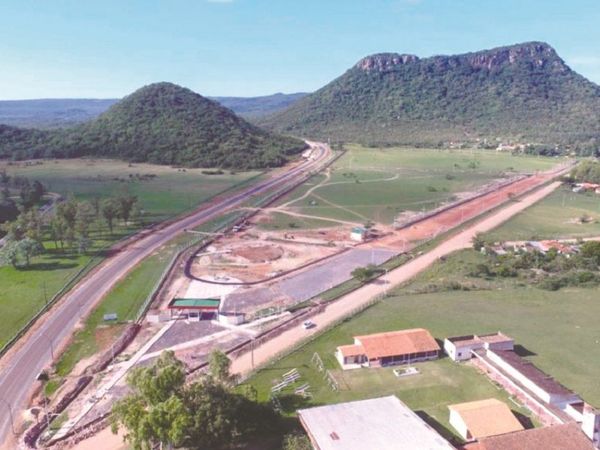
<box><xmin>303</xmin><ymin>320</ymin><xmax>316</xmax><ymax>330</ymax></box>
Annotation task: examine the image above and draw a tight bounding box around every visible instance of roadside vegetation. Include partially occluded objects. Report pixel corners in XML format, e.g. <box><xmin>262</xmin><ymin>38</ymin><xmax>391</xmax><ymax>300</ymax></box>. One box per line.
<box><xmin>0</xmin><ymin>161</ymin><xmax>261</xmax><ymax>349</ymax></box>
<box><xmin>473</xmin><ymin>238</ymin><xmax>600</xmax><ymax>291</ymax></box>
<box><xmin>111</xmin><ymin>351</ymin><xmax>295</xmax><ymax>450</ymax></box>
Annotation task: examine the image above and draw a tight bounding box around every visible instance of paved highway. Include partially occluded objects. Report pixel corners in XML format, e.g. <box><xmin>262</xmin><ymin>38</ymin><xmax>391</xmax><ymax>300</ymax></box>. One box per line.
<box><xmin>0</xmin><ymin>142</ymin><xmax>330</xmax><ymax>444</ymax></box>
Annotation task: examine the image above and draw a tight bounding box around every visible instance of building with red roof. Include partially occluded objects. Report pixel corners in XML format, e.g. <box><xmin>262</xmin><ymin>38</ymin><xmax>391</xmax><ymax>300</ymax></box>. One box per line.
<box><xmin>335</xmin><ymin>328</ymin><xmax>440</xmax><ymax>370</ymax></box>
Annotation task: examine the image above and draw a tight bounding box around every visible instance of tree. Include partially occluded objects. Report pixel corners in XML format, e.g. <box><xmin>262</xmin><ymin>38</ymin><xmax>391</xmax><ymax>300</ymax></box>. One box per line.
<box><xmin>0</xmin><ymin>237</ymin><xmax>43</xmax><ymax>268</ymax></box>
<box><xmin>282</xmin><ymin>434</ymin><xmax>312</xmax><ymax>450</ymax></box>
<box><xmin>116</xmin><ymin>193</ymin><xmax>138</xmax><ymax>225</ymax></box>
<box><xmin>49</xmin><ymin>215</ymin><xmax>68</xmax><ymax>250</ymax></box>
<box><xmin>56</xmin><ymin>196</ymin><xmax>78</xmax><ymax>230</ymax></box>
<box><xmin>112</xmin><ymin>351</ymin><xmax>280</xmax><ymax>450</ymax></box>
<box><xmin>75</xmin><ymin>201</ymin><xmax>95</xmax><ymax>238</ymax></box>
<box><xmin>0</xmin><ymin>240</ymin><xmax>20</xmax><ymax>268</ymax></box>
<box><xmin>351</xmin><ymin>264</ymin><xmax>379</xmax><ymax>283</ymax></box>
<box><xmin>16</xmin><ymin>237</ymin><xmax>44</xmax><ymax>267</ymax></box>
<box><xmin>101</xmin><ymin>198</ymin><xmax>120</xmax><ymax>234</ymax></box>
<box><xmin>208</xmin><ymin>350</ymin><xmax>236</xmax><ymax>385</ymax></box>
<box><xmin>0</xmin><ymin>186</ymin><xmax>18</xmax><ymax>224</ymax></box>
<box><xmin>580</xmin><ymin>241</ymin><xmax>600</xmax><ymax>265</ymax></box>
<box><xmin>111</xmin><ymin>351</ymin><xmax>188</xmax><ymax>450</ymax></box>
<box><xmin>22</xmin><ymin>209</ymin><xmax>43</xmax><ymax>242</ymax></box>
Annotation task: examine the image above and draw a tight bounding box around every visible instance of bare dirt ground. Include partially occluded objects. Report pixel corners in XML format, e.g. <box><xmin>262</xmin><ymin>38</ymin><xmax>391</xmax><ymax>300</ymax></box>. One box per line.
<box><xmin>378</xmin><ymin>171</ymin><xmax>564</xmax><ymax>250</ymax></box>
<box><xmin>190</xmin><ymin>227</ymin><xmax>357</xmax><ymax>283</ymax></box>
<box><xmin>229</xmin><ymin>181</ymin><xmax>563</xmax><ymax>377</ymax></box>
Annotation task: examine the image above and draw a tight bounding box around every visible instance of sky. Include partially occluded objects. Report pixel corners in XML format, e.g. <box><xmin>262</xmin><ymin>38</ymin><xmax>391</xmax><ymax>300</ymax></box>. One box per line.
<box><xmin>1</xmin><ymin>0</ymin><xmax>599</xmax><ymax>99</ymax></box>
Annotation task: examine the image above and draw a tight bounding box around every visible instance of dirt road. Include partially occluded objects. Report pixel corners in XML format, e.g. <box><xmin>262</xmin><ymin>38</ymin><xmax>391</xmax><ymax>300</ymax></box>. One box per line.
<box><xmin>229</xmin><ymin>181</ymin><xmax>563</xmax><ymax>376</ymax></box>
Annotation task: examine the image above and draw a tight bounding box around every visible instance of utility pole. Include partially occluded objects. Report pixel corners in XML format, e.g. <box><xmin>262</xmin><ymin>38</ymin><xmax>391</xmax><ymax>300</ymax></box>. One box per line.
<box><xmin>0</xmin><ymin>397</ymin><xmax>16</xmax><ymax>435</ymax></box>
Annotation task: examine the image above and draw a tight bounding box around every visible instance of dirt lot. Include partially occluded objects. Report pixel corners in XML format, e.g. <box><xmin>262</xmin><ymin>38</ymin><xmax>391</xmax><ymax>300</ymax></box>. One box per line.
<box><xmin>379</xmin><ymin>170</ymin><xmax>566</xmax><ymax>249</ymax></box>
<box><xmin>190</xmin><ymin>227</ymin><xmax>357</xmax><ymax>283</ymax></box>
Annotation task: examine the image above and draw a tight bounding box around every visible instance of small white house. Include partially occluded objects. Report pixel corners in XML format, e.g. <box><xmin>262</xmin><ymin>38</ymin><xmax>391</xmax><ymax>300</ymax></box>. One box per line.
<box><xmin>444</xmin><ymin>332</ymin><xmax>514</xmax><ymax>362</ymax></box>
<box><xmin>350</xmin><ymin>227</ymin><xmax>368</xmax><ymax>242</ymax></box>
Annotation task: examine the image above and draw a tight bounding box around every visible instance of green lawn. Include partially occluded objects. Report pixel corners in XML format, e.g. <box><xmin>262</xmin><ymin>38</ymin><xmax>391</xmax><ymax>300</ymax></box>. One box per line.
<box><xmin>1</xmin><ymin>159</ymin><xmax>261</xmax><ymax>221</ymax></box>
<box><xmin>0</xmin><ymin>224</ymin><xmax>136</xmax><ymax>348</ymax></box>
<box><xmin>257</xmin><ymin>211</ymin><xmax>340</xmax><ymax>230</ymax></box>
<box><xmin>245</xmin><ymin>249</ymin><xmax>600</xmax><ymax>441</ymax></box>
<box><xmin>54</xmin><ymin>232</ymin><xmax>194</xmax><ymax>376</ymax></box>
<box><xmin>55</xmin><ymin>210</ymin><xmax>244</xmax><ymax>378</ymax></box>
<box><xmin>271</xmin><ymin>145</ymin><xmax>559</xmax><ymax>227</ymax></box>
<box><xmin>484</xmin><ymin>185</ymin><xmax>600</xmax><ymax>241</ymax></box>
<box><xmin>0</xmin><ymin>159</ymin><xmax>260</xmax><ymax>350</ymax></box>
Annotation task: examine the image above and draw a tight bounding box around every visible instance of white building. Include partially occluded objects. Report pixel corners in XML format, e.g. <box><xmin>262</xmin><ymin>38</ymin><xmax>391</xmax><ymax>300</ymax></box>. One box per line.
<box><xmin>298</xmin><ymin>396</ymin><xmax>454</xmax><ymax>450</ymax></box>
<box><xmin>350</xmin><ymin>227</ymin><xmax>368</xmax><ymax>242</ymax></box>
<box><xmin>444</xmin><ymin>332</ymin><xmax>514</xmax><ymax>362</ymax></box>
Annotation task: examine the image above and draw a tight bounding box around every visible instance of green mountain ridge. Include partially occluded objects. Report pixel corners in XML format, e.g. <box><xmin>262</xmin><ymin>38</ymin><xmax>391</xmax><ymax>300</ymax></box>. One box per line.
<box><xmin>0</xmin><ymin>83</ymin><xmax>306</xmax><ymax>169</ymax></box>
<box><xmin>259</xmin><ymin>42</ymin><xmax>600</xmax><ymax>152</ymax></box>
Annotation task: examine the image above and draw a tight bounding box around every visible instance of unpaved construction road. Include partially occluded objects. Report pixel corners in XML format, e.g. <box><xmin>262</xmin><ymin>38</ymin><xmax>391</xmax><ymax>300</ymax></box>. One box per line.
<box><xmin>229</xmin><ymin>181</ymin><xmax>563</xmax><ymax>376</ymax></box>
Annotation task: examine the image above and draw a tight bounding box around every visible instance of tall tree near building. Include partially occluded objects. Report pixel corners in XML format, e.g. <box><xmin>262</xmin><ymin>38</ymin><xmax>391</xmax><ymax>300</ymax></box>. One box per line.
<box><xmin>112</xmin><ymin>351</ymin><xmax>280</xmax><ymax>450</ymax></box>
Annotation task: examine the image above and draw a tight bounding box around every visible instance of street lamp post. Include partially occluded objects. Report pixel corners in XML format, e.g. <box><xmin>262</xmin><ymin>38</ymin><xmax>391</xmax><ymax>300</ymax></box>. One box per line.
<box><xmin>0</xmin><ymin>397</ymin><xmax>16</xmax><ymax>435</ymax></box>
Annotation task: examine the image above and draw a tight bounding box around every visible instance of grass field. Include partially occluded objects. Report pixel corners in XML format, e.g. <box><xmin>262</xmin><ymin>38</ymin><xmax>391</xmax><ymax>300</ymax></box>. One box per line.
<box><xmin>484</xmin><ymin>185</ymin><xmax>600</xmax><ymax>241</ymax></box>
<box><xmin>245</xmin><ymin>249</ymin><xmax>600</xmax><ymax>441</ymax></box>
<box><xmin>0</xmin><ymin>159</ymin><xmax>261</xmax><ymax>349</ymax></box>
<box><xmin>1</xmin><ymin>159</ymin><xmax>261</xmax><ymax>221</ymax></box>
<box><xmin>54</xmin><ymin>232</ymin><xmax>195</xmax><ymax>377</ymax></box>
<box><xmin>263</xmin><ymin>146</ymin><xmax>559</xmax><ymax>227</ymax></box>
<box><xmin>0</xmin><ymin>224</ymin><xmax>137</xmax><ymax>348</ymax></box>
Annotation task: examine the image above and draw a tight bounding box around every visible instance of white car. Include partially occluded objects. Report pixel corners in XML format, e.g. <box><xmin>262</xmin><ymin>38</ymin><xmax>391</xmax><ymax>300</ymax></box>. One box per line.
<box><xmin>303</xmin><ymin>320</ymin><xmax>316</xmax><ymax>330</ymax></box>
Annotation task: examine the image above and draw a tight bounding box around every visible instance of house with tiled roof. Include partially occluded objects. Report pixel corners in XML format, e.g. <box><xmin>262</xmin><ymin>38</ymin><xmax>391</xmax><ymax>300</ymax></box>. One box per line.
<box><xmin>335</xmin><ymin>328</ymin><xmax>440</xmax><ymax>370</ymax></box>
<box><xmin>448</xmin><ymin>398</ymin><xmax>524</xmax><ymax>441</ymax></box>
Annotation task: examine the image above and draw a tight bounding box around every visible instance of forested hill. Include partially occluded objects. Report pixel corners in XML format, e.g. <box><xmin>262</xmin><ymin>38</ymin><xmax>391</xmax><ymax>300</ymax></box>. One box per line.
<box><xmin>260</xmin><ymin>42</ymin><xmax>600</xmax><ymax>152</ymax></box>
<box><xmin>0</xmin><ymin>93</ymin><xmax>307</xmax><ymax>129</ymax></box>
<box><xmin>0</xmin><ymin>83</ymin><xmax>306</xmax><ymax>169</ymax></box>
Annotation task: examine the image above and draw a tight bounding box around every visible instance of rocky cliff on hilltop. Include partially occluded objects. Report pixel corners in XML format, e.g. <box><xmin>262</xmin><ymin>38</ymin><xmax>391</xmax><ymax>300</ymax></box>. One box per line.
<box><xmin>260</xmin><ymin>42</ymin><xmax>600</xmax><ymax>152</ymax></box>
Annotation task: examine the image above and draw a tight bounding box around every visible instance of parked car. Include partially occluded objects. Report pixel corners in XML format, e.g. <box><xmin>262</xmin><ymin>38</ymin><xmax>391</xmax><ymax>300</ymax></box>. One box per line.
<box><xmin>303</xmin><ymin>320</ymin><xmax>316</xmax><ymax>330</ymax></box>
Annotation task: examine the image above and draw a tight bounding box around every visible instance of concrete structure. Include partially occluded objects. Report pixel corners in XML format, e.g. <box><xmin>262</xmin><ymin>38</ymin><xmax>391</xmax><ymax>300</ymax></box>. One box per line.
<box><xmin>444</xmin><ymin>332</ymin><xmax>514</xmax><ymax>362</ymax></box>
<box><xmin>448</xmin><ymin>398</ymin><xmax>524</xmax><ymax>441</ymax></box>
<box><xmin>336</xmin><ymin>328</ymin><xmax>440</xmax><ymax>370</ymax></box>
<box><xmin>582</xmin><ymin>404</ymin><xmax>600</xmax><ymax>448</ymax></box>
<box><xmin>298</xmin><ymin>395</ymin><xmax>454</xmax><ymax>450</ymax></box>
<box><xmin>463</xmin><ymin>422</ymin><xmax>596</xmax><ymax>450</ymax></box>
<box><xmin>167</xmin><ymin>297</ymin><xmax>220</xmax><ymax>321</ymax></box>
<box><xmin>350</xmin><ymin>226</ymin><xmax>368</xmax><ymax>242</ymax></box>
<box><xmin>146</xmin><ymin>309</ymin><xmax>171</xmax><ymax>323</ymax></box>
<box><xmin>486</xmin><ymin>349</ymin><xmax>581</xmax><ymax>408</ymax></box>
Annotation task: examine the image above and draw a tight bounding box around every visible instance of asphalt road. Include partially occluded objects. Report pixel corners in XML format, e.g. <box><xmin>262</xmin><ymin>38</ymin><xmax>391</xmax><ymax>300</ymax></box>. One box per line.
<box><xmin>0</xmin><ymin>142</ymin><xmax>330</xmax><ymax>443</ymax></box>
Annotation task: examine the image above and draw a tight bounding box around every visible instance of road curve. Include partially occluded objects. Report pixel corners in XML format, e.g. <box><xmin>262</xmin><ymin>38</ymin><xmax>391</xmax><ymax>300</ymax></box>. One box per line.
<box><xmin>0</xmin><ymin>142</ymin><xmax>331</xmax><ymax>444</ymax></box>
